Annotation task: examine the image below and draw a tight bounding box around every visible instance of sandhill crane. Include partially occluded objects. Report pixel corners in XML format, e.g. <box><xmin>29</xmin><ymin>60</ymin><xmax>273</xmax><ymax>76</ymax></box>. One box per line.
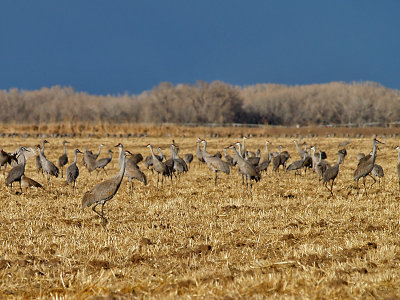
<box><xmin>144</xmin><ymin>148</ymin><xmax>164</xmax><ymax>173</ymax></box>
<box><xmin>256</xmin><ymin>153</ymin><xmax>272</xmax><ymax>173</ymax></box>
<box><xmin>58</xmin><ymin>140</ymin><xmax>69</xmax><ymax>178</ymax></box>
<box><xmin>230</xmin><ymin>143</ymin><xmax>260</xmax><ymax>189</ymax></box>
<box><xmin>5</xmin><ymin>147</ymin><xmax>30</xmax><ymax>192</ymax></box>
<box><xmin>371</xmin><ymin>164</ymin><xmax>384</xmax><ymax>187</ymax></box>
<box><xmin>36</xmin><ymin>140</ymin><xmax>49</xmax><ymax>175</ymax></box>
<box><xmin>279</xmin><ymin>146</ymin><xmax>290</xmax><ymax>170</ymax></box>
<box><xmin>95</xmin><ymin>149</ymin><xmax>113</xmax><ymax>175</ymax></box>
<box><xmin>322</xmin><ymin>151</ymin><xmax>344</xmax><ymax>196</ymax></box>
<box><xmin>147</xmin><ymin>144</ymin><xmax>171</xmax><ymax>186</ymax></box>
<box><xmin>66</xmin><ymin>149</ymin><xmax>83</xmax><ymax>190</ymax></box>
<box><xmin>223</xmin><ymin>147</ymin><xmax>235</xmax><ymax>166</ymax></box>
<box><xmin>396</xmin><ymin>146</ymin><xmax>400</xmax><ymax>191</ymax></box>
<box><xmin>129</xmin><ymin>153</ymin><xmax>143</xmax><ymax>165</ymax></box>
<box><xmin>21</xmin><ymin>175</ymin><xmax>43</xmax><ymax>191</ymax></box>
<box><xmin>173</xmin><ymin>145</ymin><xmax>189</xmax><ymax>175</ymax></box>
<box><xmin>88</xmin><ymin>143</ymin><xmax>104</xmax><ymax>160</ymax></box>
<box><xmin>294</xmin><ymin>140</ymin><xmax>307</xmax><ymax>159</ymax></box>
<box><xmin>116</xmin><ymin>143</ymin><xmax>147</xmax><ymax>196</ymax></box>
<box><xmin>245</xmin><ymin>151</ymin><xmax>260</xmax><ymax>167</ymax></box>
<box><xmin>316</xmin><ymin>150</ymin><xmax>330</xmax><ymax>181</ymax></box>
<box><xmin>36</xmin><ymin>144</ymin><xmax>59</xmax><ymax>182</ymax></box>
<box><xmin>84</xmin><ymin>146</ymin><xmax>97</xmax><ymax>173</ymax></box>
<box><xmin>286</xmin><ymin>156</ymin><xmax>307</xmax><ymax>176</ymax></box>
<box><xmin>183</xmin><ymin>153</ymin><xmax>194</xmax><ymax>168</ymax></box>
<box><xmin>310</xmin><ymin>146</ymin><xmax>319</xmax><ymax>172</ymax></box>
<box><xmin>354</xmin><ymin>138</ymin><xmax>383</xmax><ymax>195</ymax></box>
<box><xmin>196</xmin><ymin>138</ymin><xmax>205</xmax><ymax>165</ymax></box>
<box><xmin>338</xmin><ymin>148</ymin><xmax>347</xmax><ymax>163</ymax></box>
<box><xmin>0</xmin><ymin>149</ymin><xmax>18</xmax><ymax>176</ymax></box>
<box><xmin>200</xmin><ymin>140</ymin><xmax>231</xmax><ymax>186</ymax></box>
<box><xmin>82</xmin><ymin>150</ymin><xmax>131</xmax><ymax>225</ymax></box>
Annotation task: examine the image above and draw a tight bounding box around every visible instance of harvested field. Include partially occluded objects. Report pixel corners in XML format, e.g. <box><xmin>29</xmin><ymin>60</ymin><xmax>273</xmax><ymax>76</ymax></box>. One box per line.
<box><xmin>0</xmin><ymin>134</ymin><xmax>400</xmax><ymax>298</ymax></box>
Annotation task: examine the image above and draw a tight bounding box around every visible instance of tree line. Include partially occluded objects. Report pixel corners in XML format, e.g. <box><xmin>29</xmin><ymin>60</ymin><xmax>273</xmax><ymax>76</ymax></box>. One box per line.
<box><xmin>1</xmin><ymin>81</ymin><xmax>399</xmax><ymax>126</ymax></box>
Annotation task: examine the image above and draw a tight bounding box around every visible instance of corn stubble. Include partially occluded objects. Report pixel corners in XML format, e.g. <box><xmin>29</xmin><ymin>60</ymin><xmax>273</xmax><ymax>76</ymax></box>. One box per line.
<box><xmin>0</xmin><ymin>136</ymin><xmax>399</xmax><ymax>299</ymax></box>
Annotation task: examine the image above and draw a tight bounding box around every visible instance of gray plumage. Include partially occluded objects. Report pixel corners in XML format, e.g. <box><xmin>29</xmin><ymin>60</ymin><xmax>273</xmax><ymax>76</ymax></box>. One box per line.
<box><xmin>371</xmin><ymin>164</ymin><xmax>384</xmax><ymax>187</ymax></box>
<box><xmin>66</xmin><ymin>149</ymin><xmax>82</xmax><ymax>190</ymax></box>
<box><xmin>294</xmin><ymin>140</ymin><xmax>308</xmax><ymax>159</ymax></box>
<box><xmin>95</xmin><ymin>149</ymin><xmax>113</xmax><ymax>175</ymax></box>
<box><xmin>21</xmin><ymin>175</ymin><xmax>43</xmax><ymax>190</ymax></box>
<box><xmin>316</xmin><ymin>150</ymin><xmax>330</xmax><ymax>181</ymax></box>
<box><xmin>201</xmin><ymin>140</ymin><xmax>231</xmax><ymax>185</ymax></box>
<box><xmin>147</xmin><ymin>144</ymin><xmax>171</xmax><ymax>186</ymax></box>
<box><xmin>117</xmin><ymin>144</ymin><xmax>147</xmax><ymax>196</ymax></box>
<box><xmin>84</xmin><ymin>146</ymin><xmax>97</xmax><ymax>173</ymax></box>
<box><xmin>183</xmin><ymin>153</ymin><xmax>194</xmax><ymax>166</ymax></box>
<box><xmin>58</xmin><ymin>140</ymin><xmax>69</xmax><ymax>178</ymax></box>
<box><xmin>37</xmin><ymin>143</ymin><xmax>59</xmax><ymax>182</ymax></box>
<box><xmin>354</xmin><ymin>138</ymin><xmax>383</xmax><ymax>194</ymax></box>
<box><xmin>196</xmin><ymin>138</ymin><xmax>205</xmax><ymax>164</ymax></box>
<box><xmin>231</xmin><ymin>142</ymin><xmax>260</xmax><ymax>189</ymax></box>
<box><xmin>36</xmin><ymin>140</ymin><xmax>48</xmax><ymax>175</ymax></box>
<box><xmin>286</xmin><ymin>157</ymin><xmax>306</xmax><ymax>176</ymax></box>
<box><xmin>82</xmin><ymin>148</ymin><xmax>130</xmax><ymax>225</ymax></box>
<box><xmin>256</xmin><ymin>154</ymin><xmax>271</xmax><ymax>173</ymax></box>
<box><xmin>5</xmin><ymin>147</ymin><xmax>29</xmax><ymax>192</ymax></box>
<box><xmin>323</xmin><ymin>151</ymin><xmax>344</xmax><ymax>196</ymax></box>
<box><xmin>172</xmin><ymin>145</ymin><xmax>189</xmax><ymax>176</ymax></box>
<box><xmin>0</xmin><ymin>149</ymin><xmax>18</xmax><ymax>176</ymax></box>
<box><xmin>223</xmin><ymin>147</ymin><xmax>235</xmax><ymax>166</ymax></box>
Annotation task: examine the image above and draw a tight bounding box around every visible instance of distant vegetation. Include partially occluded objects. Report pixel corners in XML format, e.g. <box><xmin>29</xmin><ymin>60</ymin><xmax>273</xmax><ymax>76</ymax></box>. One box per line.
<box><xmin>1</xmin><ymin>81</ymin><xmax>399</xmax><ymax>126</ymax></box>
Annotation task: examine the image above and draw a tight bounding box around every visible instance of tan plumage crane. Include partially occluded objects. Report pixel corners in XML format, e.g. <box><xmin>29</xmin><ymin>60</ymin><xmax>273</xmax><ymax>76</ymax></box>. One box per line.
<box><xmin>82</xmin><ymin>149</ymin><xmax>131</xmax><ymax>225</ymax></box>
<box><xmin>354</xmin><ymin>137</ymin><xmax>383</xmax><ymax>195</ymax></box>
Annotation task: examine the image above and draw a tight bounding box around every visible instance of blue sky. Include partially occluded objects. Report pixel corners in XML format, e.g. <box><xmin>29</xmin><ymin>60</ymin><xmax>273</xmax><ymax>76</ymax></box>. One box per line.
<box><xmin>1</xmin><ymin>1</ymin><xmax>399</xmax><ymax>95</ymax></box>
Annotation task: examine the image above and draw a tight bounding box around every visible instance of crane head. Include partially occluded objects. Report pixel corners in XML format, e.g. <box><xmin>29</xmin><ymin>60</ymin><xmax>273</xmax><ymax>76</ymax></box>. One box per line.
<box><xmin>114</xmin><ymin>143</ymin><xmax>123</xmax><ymax>148</ymax></box>
<box><xmin>395</xmin><ymin>146</ymin><xmax>400</xmax><ymax>150</ymax></box>
<box><xmin>146</xmin><ymin>144</ymin><xmax>152</xmax><ymax>148</ymax></box>
<box><xmin>43</xmin><ymin>140</ymin><xmax>49</xmax><ymax>144</ymax></box>
<box><xmin>76</xmin><ymin>149</ymin><xmax>83</xmax><ymax>154</ymax></box>
<box><xmin>374</xmin><ymin>138</ymin><xmax>384</xmax><ymax>144</ymax></box>
<box><xmin>63</xmin><ymin>140</ymin><xmax>70</xmax><ymax>144</ymax></box>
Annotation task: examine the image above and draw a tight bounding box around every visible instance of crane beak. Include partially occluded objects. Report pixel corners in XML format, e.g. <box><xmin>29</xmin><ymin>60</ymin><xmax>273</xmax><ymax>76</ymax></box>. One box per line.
<box><xmin>114</xmin><ymin>143</ymin><xmax>121</xmax><ymax>147</ymax></box>
<box><xmin>375</xmin><ymin>139</ymin><xmax>384</xmax><ymax>144</ymax></box>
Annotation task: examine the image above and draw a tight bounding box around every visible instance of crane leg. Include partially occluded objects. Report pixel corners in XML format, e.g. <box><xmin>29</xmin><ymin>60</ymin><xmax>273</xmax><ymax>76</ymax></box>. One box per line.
<box><xmin>101</xmin><ymin>203</ymin><xmax>107</xmax><ymax>225</ymax></box>
<box><xmin>130</xmin><ymin>181</ymin><xmax>133</xmax><ymax>196</ymax></box>
<box><xmin>19</xmin><ymin>181</ymin><xmax>22</xmax><ymax>193</ymax></box>
<box><xmin>104</xmin><ymin>168</ymin><xmax>108</xmax><ymax>175</ymax></box>
<box><xmin>214</xmin><ymin>172</ymin><xmax>218</xmax><ymax>186</ymax></box>
<box><xmin>363</xmin><ymin>177</ymin><xmax>367</xmax><ymax>195</ymax></box>
<box><xmin>330</xmin><ymin>179</ymin><xmax>334</xmax><ymax>196</ymax></box>
<box><xmin>369</xmin><ymin>175</ymin><xmax>376</xmax><ymax>188</ymax></box>
<box><xmin>61</xmin><ymin>168</ymin><xmax>63</xmax><ymax>178</ymax></box>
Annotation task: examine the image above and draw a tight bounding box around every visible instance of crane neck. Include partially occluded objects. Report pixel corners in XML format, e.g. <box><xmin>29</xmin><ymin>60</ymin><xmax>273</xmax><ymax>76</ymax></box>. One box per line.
<box><xmin>118</xmin><ymin>145</ymin><xmax>124</xmax><ymax>168</ymax></box>
<box><xmin>20</xmin><ymin>148</ymin><xmax>26</xmax><ymax>168</ymax></box>
<box><xmin>265</xmin><ymin>143</ymin><xmax>269</xmax><ymax>157</ymax></box>
<box><xmin>74</xmin><ymin>150</ymin><xmax>78</xmax><ymax>164</ymax></box>
<box><xmin>170</xmin><ymin>145</ymin><xmax>176</xmax><ymax>160</ymax></box>
<box><xmin>41</xmin><ymin>141</ymin><xmax>46</xmax><ymax>154</ymax></box>
<box><xmin>63</xmin><ymin>143</ymin><xmax>67</xmax><ymax>154</ymax></box>
<box><xmin>236</xmin><ymin>143</ymin><xmax>243</xmax><ymax>158</ymax></box>
<box><xmin>398</xmin><ymin>149</ymin><xmax>400</xmax><ymax>164</ymax></box>
<box><xmin>108</xmin><ymin>150</ymin><xmax>112</xmax><ymax>159</ymax></box>
<box><xmin>118</xmin><ymin>153</ymin><xmax>127</xmax><ymax>181</ymax></box>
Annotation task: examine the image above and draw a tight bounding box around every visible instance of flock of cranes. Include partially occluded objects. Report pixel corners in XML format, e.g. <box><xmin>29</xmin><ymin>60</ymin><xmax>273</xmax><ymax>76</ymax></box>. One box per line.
<box><xmin>0</xmin><ymin>136</ymin><xmax>397</xmax><ymax>224</ymax></box>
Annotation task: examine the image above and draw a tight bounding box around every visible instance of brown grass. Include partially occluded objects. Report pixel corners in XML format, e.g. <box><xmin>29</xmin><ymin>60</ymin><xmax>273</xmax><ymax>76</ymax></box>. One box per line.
<box><xmin>1</xmin><ymin>122</ymin><xmax>400</xmax><ymax>138</ymax></box>
<box><xmin>0</xmin><ymin>134</ymin><xmax>400</xmax><ymax>298</ymax></box>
